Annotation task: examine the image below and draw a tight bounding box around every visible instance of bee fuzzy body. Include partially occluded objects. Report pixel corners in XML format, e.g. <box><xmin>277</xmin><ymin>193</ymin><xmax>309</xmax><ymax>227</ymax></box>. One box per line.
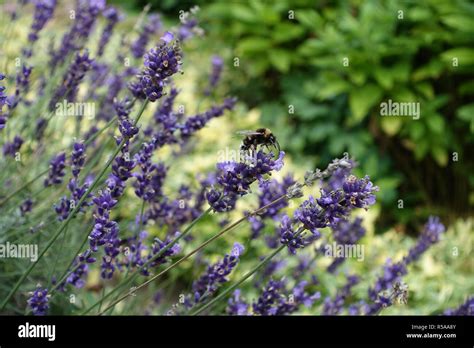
<box><xmin>239</xmin><ymin>128</ymin><xmax>280</xmax><ymax>159</ymax></box>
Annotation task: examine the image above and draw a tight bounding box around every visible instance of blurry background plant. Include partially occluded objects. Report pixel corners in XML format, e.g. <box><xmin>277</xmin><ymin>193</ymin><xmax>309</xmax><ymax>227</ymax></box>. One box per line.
<box><xmin>0</xmin><ymin>0</ymin><xmax>472</xmax><ymax>316</ymax></box>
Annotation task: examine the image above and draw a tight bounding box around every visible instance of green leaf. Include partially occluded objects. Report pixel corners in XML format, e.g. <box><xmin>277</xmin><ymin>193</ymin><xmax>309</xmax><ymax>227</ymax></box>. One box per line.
<box><xmin>380</xmin><ymin>117</ymin><xmax>402</xmax><ymax>136</ymax></box>
<box><xmin>440</xmin><ymin>15</ymin><xmax>474</xmax><ymax>32</ymax></box>
<box><xmin>349</xmin><ymin>84</ymin><xmax>382</xmax><ymax>124</ymax></box>
<box><xmin>237</xmin><ymin>37</ymin><xmax>272</xmax><ymax>54</ymax></box>
<box><xmin>431</xmin><ymin>146</ymin><xmax>448</xmax><ymax>167</ymax></box>
<box><xmin>426</xmin><ymin>114</ymin><xmax>445</xmax><ymax>134</ymax></box>
<box><xmin>268</xmin><ymin>49</ymin><xmax>291</xmax><ymax>72</ymax></box>
<box><xmin>296</xmin><ymin>9</ymin><xmax>321</xmax><ymax>29</ymax></box>
<box><xmin>441</xmin><ymin>48</ymin><xmax>474</xmax><ymax>66</ymax></box>
<box><xmin>273</xmin><ymin>23</ymin><xmax>305</xmax><ymax>43</ymax></box>
<box><xmin>456</xmin><ymin>104</ymin><xmax>474</xmax><ymax>132</ymax></box>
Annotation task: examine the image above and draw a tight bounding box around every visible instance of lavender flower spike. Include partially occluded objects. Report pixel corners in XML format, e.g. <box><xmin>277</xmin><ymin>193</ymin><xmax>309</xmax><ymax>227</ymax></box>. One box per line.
<box><xmin>130</xmin><ymin>32</ymin><xmax>182</xmax><ymax>102</ymax></box>
<box><xmin>44</xmin><ymin>152</ymin><xmax>66</xmax><ymax>187</ymax></box>
<box><xmin>27</xmin><ymin>286</ymin><xmax>50</xmax><ymax>316</ymax></box>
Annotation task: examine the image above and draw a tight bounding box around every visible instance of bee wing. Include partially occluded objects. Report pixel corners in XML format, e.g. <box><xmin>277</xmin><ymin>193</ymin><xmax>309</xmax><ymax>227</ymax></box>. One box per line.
<box><xmin>236</xmin><ymin>130</ymin><xmax>261</xmax><ymax>136</ymax></box>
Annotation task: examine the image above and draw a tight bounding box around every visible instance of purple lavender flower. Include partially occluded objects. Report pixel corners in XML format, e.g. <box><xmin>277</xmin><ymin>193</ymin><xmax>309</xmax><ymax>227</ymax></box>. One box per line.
<box><xmin>443</xmin><ymin>296</ymin><xmax>474</xmax><ymax>316</ymax></box>
<box><xmin>0</xmin><ymin>73</ymin><xmax>8</xmax><ymax>130</ymax></box>
<box><xmin>177</xmin><ymin>7</ymin><xmax>202</xmax><ymax>42</ymax></box>
<box><xmin>323</xmin><ymin>275</ymin><xmax>359</xmax><ymax>315</ymax></box>
<box><xmin>207</xmin><ymin>150</ymin><xmax>284</xmax><ymax>212</ymax></box>
<box><xmin>191</xmin><ymin>243</ymin><xmax>244</xmax><ymax>304</ymax></box>
<box><xmin>27</xmin><ymin>287</ymin><xmax>49</xmax><ymax>315</ymax></box>
<box><xmin>139</xmin><ymin>234</ymin><xmax>182</xmax><ymax>276</ymax></box>
<box><xmin>35</xmin><ymin>117</ymin><xmax>47</xmax><ymax>140</ymax></box>
<box><xmin>131</xmin><ymin>14</ymin><xmax>162</xmax><ymax>59</ymax></box>
<box><xmin>278</xmin><ymin>173</ymin><xmax>377</xmax><ymax>255</ymax></box>
<box><xmin>321</xmin><ymin>158</ymin><xmax>355</xmax><ymax>192</ymax></box>
<box><xmin>3</xmin><ymin>135</ymin><xmax>23</xmax><ymax>157</ymax></box>
<box><xmin>28</xmin><ymin>0</ymin><xmax>56</xmax><ymax>43</ymax></box>
<box><xmin>54</xmin><ymin>178</ymin><xmax>92</xmax><ymax>221</ymax></box>
<box><xmin>44</xmin><ymin>152</ymin><xmax>66</xmax><ymax>187</ymax></box>
<box><xmin>66</xmin><ymin>262</ymin><xmax>88</xmax><ymax>288</ymax></box>
<box><xmin>133</xmin><ymin>142</ymin><xmax>167</xmax><ymax>202</ymax></box>
<box><xmin>97</xmin><ymin>6</ymin><xmax>123</xmax><ymax>57</ymax></box>
<box><xmin>49</xmin><ymin>50</ymin><xmax>93</xmax><ymax>110</ymax></box>
<box><xmin>89</xmin><ymin>190</ymin><xmax>118</xmax><ymax>251</ymax></box>
<box><xmin>9</xmin><ymin>65</ymin><xmax>32</xmax><ymax>109</ymax></box>
<box><xmin>342</xmin><ymin>175</ymin><xmax>378</xmax><ymax>209</ymax></box>
<box><xmin>227</xmin><ymin>289</ymin><xmax>249</xmax><ymax>315</ymax></box>
<box><xmin>179</xmin><ymin>98</ymin><xmax>236</xmax><ymax>139</ymax></box>
<box><xmin>403</xmin><ymin>216</ymin><xmax>445</xmax><ymax>264</ymax></box>
<box><xmin>326</xmin><ymin>217</ymin><xmax>366</xmax><ymax>273</ymax></box>
<box><xmin>205</xmin><ymin>55</ymin><xmax>223</xmax><ymax>95</ymax></box>
<box><xmin>252</xmin><ymin>279</ymin><xmax>285</xmax><ymax>315</ymax></box>
<box><xmin>71</xmin><ymin>142</ymin><xmax>86</xmax><ymax>178</ymax></box>
<box><xmin>279</xmin><ymin>216</ymin><xmax>316</xmax><ymax>254</ymax></box>
<box><xmin>20</xmin><ymin>198</ymin><xmax>33</xmax><ymax>216</ymax></box>
<box><xmin>131</xmin><ymin>32</ymin><xmax>182</xmax><ymax>102</ymax></box>
<box><xmin>50</xmin><ymin>0</ymin><xmax>105</xmax><ymax>68</ymax></box>
<box><xmin>252</xmin><ymin>278</ymin><xmax>319</xmax><ymax>315</ymax></box>
<box><xmin>368</xmin><ymin>259</ymin><xmax>407</xmax><ymax>302</ymax></box>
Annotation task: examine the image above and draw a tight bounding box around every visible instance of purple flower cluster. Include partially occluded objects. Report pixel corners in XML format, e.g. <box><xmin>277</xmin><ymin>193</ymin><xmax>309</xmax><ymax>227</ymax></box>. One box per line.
<box><xmin>179</xmin><ymin>97</ymin><xmax>236</xmax><ymax>139</ymax></box>
<box><xmin>0</xmin><ymin>73</ymin><xmax>8</xmax><ymax>130</ymax></box>
<box><xmin>44</xmin><ymin>152</ymin><xmax>66</xmax><ymax>187</ymax></box>
<box><xmin>403</xmin><ymin>216</ymin><xmax>445</xmax><ymax>264</ymax></box>
<box><xmin>27</xmin><ymin>286</ymin><xmax>49</xmax><ymax>316</ymax></box>
<box><xmin>367</xmin><ymin>216</ymin><xmax>445</xmax><ymax>313</ymax></box>
<box><xmin>3</xmin><ymin>135</ymin><xmax>23</xmax><ymax>157</ymax></box>
<box><xmin>50</xmin><ymin>0</ymin><xmax>105</xmax><ymax>68</ymax></box>
<box><xmin>49</xmin><ymin>50</ymin><xmax>93</xmax><ymax>110</ymax></box>
<box><xmin>205</xmin><ymin>55</ymin><xmax>223</xmax><ymax>95</ymax></box>
<box><xmin>444</xmin><ymin>296</ymin><xmax>474</xmax><ymax>316</ymax></box>
<box><xmin>190</xmin><ymin>243</ymin><xmax>244</xmax><ymax>305</ymax></box>
<box><xmin>206</xmin><ymin>150</ymin><xmax>285</xmax><ymax>212</ymax></box>
<box><xmin>133</xmin><ymin>142</ymin><xmax>167</xmax><ymax>202</ymax></box>
<box><xmin>131</xmin><ymin>14</ymin><xmax>162</xmax><ymax>59</ymax></box>
<box><xmin>9</xmin><ymin>65</ymin><xmax>33</xmax><ymax>110</ymax></box>
<box><xmin>326</xmin><ymin>217</ymin><xmax>366</xmax><ymax>273</ymax></box>
<box><xmin>323</xmin><ymin>274</ymin><xmax>359</xmax><ymax>315</ymax></box>
<box><xmin>20</xmin><ymin>198</ymin><xmax>34</xmax><ymax>216</ymax></box>
<box><xmin>130</xmin><ymin>32</ymin><xmax>182</xmax><ymax>102</ymax></box>
<box><xmin>177</xmin><ymin>7</ymin><xmax>202</xmax><ymax>41</ymax></box>
<box><xmin>138</xmin><ymin>234</ymin><xmax>182</xmax><ymax>276</ymax></box>
<box><xmin>97</xmin><ymin>6</ymin><xmax>123</xmax><ymax>57</ymax></box>
<box><xmin>279</xmin><ymin>174</ymin><xmax>378</xmax><ymax>255</ymax></box>
<box><xmin>28</xmin><ymin>0</ymin><xmax>56</xmax><ymax>43</ymax></box>
<box><xmin>250</xmin><ymin>278</ymin><xmax>320</xmax><ymax>316</ymax></box>
<box><xmin>71</xmin><ymin>142</ymin><xmax>86</xmax><ymax>178</ymax></box>
<box><xmin>226</xmin><ymin>289</ymin><xmax>249</xmax><ymax>315</ymax></box>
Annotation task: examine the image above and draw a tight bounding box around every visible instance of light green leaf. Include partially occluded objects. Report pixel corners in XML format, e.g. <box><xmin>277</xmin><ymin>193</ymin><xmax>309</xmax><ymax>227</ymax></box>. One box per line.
<box><xmin>349</xmin><ymin>84</ymin><xmax>383</xmax><ymax>124</ymax></box>
<box><xmin>268</xmin><ymin>49</ymin><xmax>291</xmax><ymax>72</ymax></box>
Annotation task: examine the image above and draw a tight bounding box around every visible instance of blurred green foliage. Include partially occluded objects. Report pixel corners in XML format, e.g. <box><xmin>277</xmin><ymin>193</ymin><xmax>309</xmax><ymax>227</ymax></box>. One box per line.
<box><xmin>198</xmin><ymin>0</ymin><xmax>474</xmax><ymax>226</ymax></box>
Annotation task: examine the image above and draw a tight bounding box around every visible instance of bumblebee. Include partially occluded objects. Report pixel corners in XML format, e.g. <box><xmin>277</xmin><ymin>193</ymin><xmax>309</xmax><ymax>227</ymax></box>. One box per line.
<box><xmin>237</xmin><ymin>128</ymin><xmax>280</xmax><ymax>158</ymax></box>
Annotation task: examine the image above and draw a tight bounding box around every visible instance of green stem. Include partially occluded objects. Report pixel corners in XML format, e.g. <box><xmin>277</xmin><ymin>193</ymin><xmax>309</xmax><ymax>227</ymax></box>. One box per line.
<box><xmin>0</xmin><ymin>100</ymin><xmax>149</xmax><ymax>311</ymax></box>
